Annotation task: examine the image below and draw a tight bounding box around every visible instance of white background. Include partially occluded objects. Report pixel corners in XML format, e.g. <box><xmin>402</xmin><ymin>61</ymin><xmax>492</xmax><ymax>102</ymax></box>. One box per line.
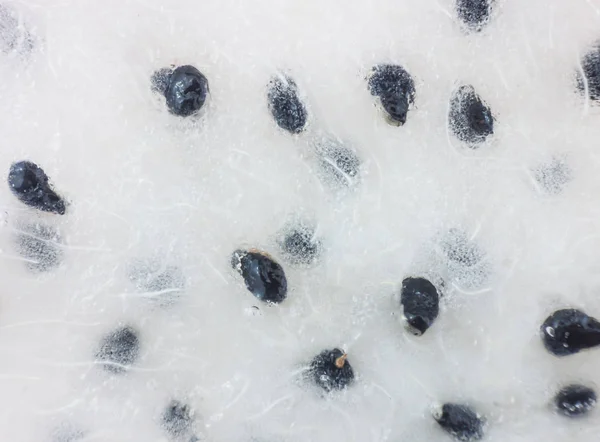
<box><xmin>0</xmin><ymin>0</ymin><xmax>599</xmax><ymax>440</ymax></box>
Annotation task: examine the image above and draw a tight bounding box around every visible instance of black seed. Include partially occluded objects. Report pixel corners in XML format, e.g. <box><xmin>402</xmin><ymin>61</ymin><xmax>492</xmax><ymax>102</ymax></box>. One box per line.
<box><xmin>278</xmin><ymin>223</ymin><xmax>322</xmax><ymax>266</ymax></box>
<box><xmin>400</xmin><ymin>277</ymin><xmax>440</xmax><ymax>336</ymax></box>
<box><xmin>440</xmin><ymin>230</ymin><xmax>483</xmax><ymax>267</ymax></box>
<box><xmin>368</xmin><ymin>64</ymin><xmax>415</xmax><ymax>126</ymax></box>
<box><xmin>231</xmin><ymin>249</ymin><xmax>288</xmax><ymax>304</ymax></box>
<box><xmin>315</xmin><ymin>138</ymin><xmax>361</xmax><ymax>189</ymax></box>
<box><xmin>449</xmin><ymin>85</ymin><xmax>494</xmax><ymax>146</ymax></box>
<box><xmin>95</xmin><ymin>326</ymin><xmax>140</xmax><ymax>373</ymax></box>
<box><xmin>434</xmin><ymin>403</ymin><xmax>485</xmax><ymax>441</ymax></box>
<box><xmin>151</xmin><ymin>67</ymin><xmax>174</xmax><ymax>95</ymax></box>
<box><xmin>577</xmin><ymin>44</ymin><xmax>600</xmax><ymax>102</ymax></box>
<box><xmin>267</xmin><ymin>75</ymin><xmax>307</xmax><ymax>134</ymax></box>
<box><xmin>8</xmin><ymin>161</ymin><xmax>66</xmax><ymax>215</ymax></box>
<box><xmin>541</xmin><ymin>309</ymin><xmax>600</xmax><ymax>356</ymax></box>
<box><xmin>554</xmin><ymin>384</ymin><xmax>597</xmax><ymax>417</ymax></box>
<box><xmin>307</xmin><ymin>348</ymin><xmax>355</xmax><ymax>392</ymax></box>
<box><xmin>456</xmin><ymin>0</ymin><xmax>494</xmax><ymax>32</ymax></box>
<box><xmin>164</xmin><ymin>65</ymin><xmax>209</xmax><ymax>117</ymax></box>
<box><xmin>16</xmin><ymin>222</ymin><xmax>62</xmax><ymax>272</ymax></box>
<box><xmin>162</xmin><ymin>400</ymin><xmax>194</xmax><ymax>438</ymax></box>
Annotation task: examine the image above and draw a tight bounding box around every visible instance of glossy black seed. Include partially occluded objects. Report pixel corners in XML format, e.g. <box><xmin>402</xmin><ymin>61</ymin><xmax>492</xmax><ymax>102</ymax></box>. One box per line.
<box><xmin>8</xmin><ymin>161</ymin><xmax>66</xmax><ymax>215</ymax></box>
<box><xmin>456</xmin><ymin>0</ymin><xmax>494</xmax><ymax>32</ymax></box>
<box><xmin>267</xmin><ymin>75</ymin><xmax>307</xmax><ymax>134</ymax></box>
<box><xmin>541</xmin><ymin>309</ymin><xmax>600</xmax><ymax>356</ymax></box>
<box><xmin>16</xmin><ymin>222</ymin><xmax>62</xmax><ymax>272</ymax></box>
<box><xmin>533</xmin><ymin>157</ymin><xmax>572</xmax><ymax>195</ymax></box>
<box><xmin>162</xmin><ymin>400</ymin><xmax>194</xmax><ymax>438</ymax></box>
<box><xmin>554</xmin><ymin>384</ymin><xmax>597</xmax><ymax>417</ymax></box>
<box><xmin>307</xmin><ymin>348</ymin><xmax>354</xmax><ymax>392</ymax></box>
<box><xmin>231</xmin><ymin>250</ymin><xmax>288</xmax><ymax>304</ymax></box>
<box><xmin>401</xmin><ymin>277</ymin><xmax>440</xmax><ymax>336</ymax></box>
<box><xmin>368</xmin><ymin>64</ymin><xmax>415</xmax><ymax>125</ymax></box>
<box><xmin>315</xmin><ymin>138</ymin><xmax>361</xmax><ymax>189</ymax></box>
<box><xmin>449</xmin><ymin>85</ymin><xmax>494</xmax><ymax>146</ymax></box>
<box><xmin>577</xmin><ymin>45</ymin><xmax>600</xmax><ymax>102</ymax></box>
<box><xmin>434</xmin><ymin>403</ymin><xmax>484</xmax><ymax>442</ymax></box>
<box><xmin>278</xmin><ymin>225</ymin><xmax>322</xmax><ymax>266</ymax></box>
<box><xmin>95</xmin><ymin>326</ymin><xmax>140</xmax><ymax>373</ymax></box>
<box><xmin>151</xmin><ymin>67</ymin><xmax>174</xmax><ymax>95</ymax></box>
<box><xmin>164</xmin><ymin>65</ymin><xmax>208</xmax><ymax>117</ymax></box>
